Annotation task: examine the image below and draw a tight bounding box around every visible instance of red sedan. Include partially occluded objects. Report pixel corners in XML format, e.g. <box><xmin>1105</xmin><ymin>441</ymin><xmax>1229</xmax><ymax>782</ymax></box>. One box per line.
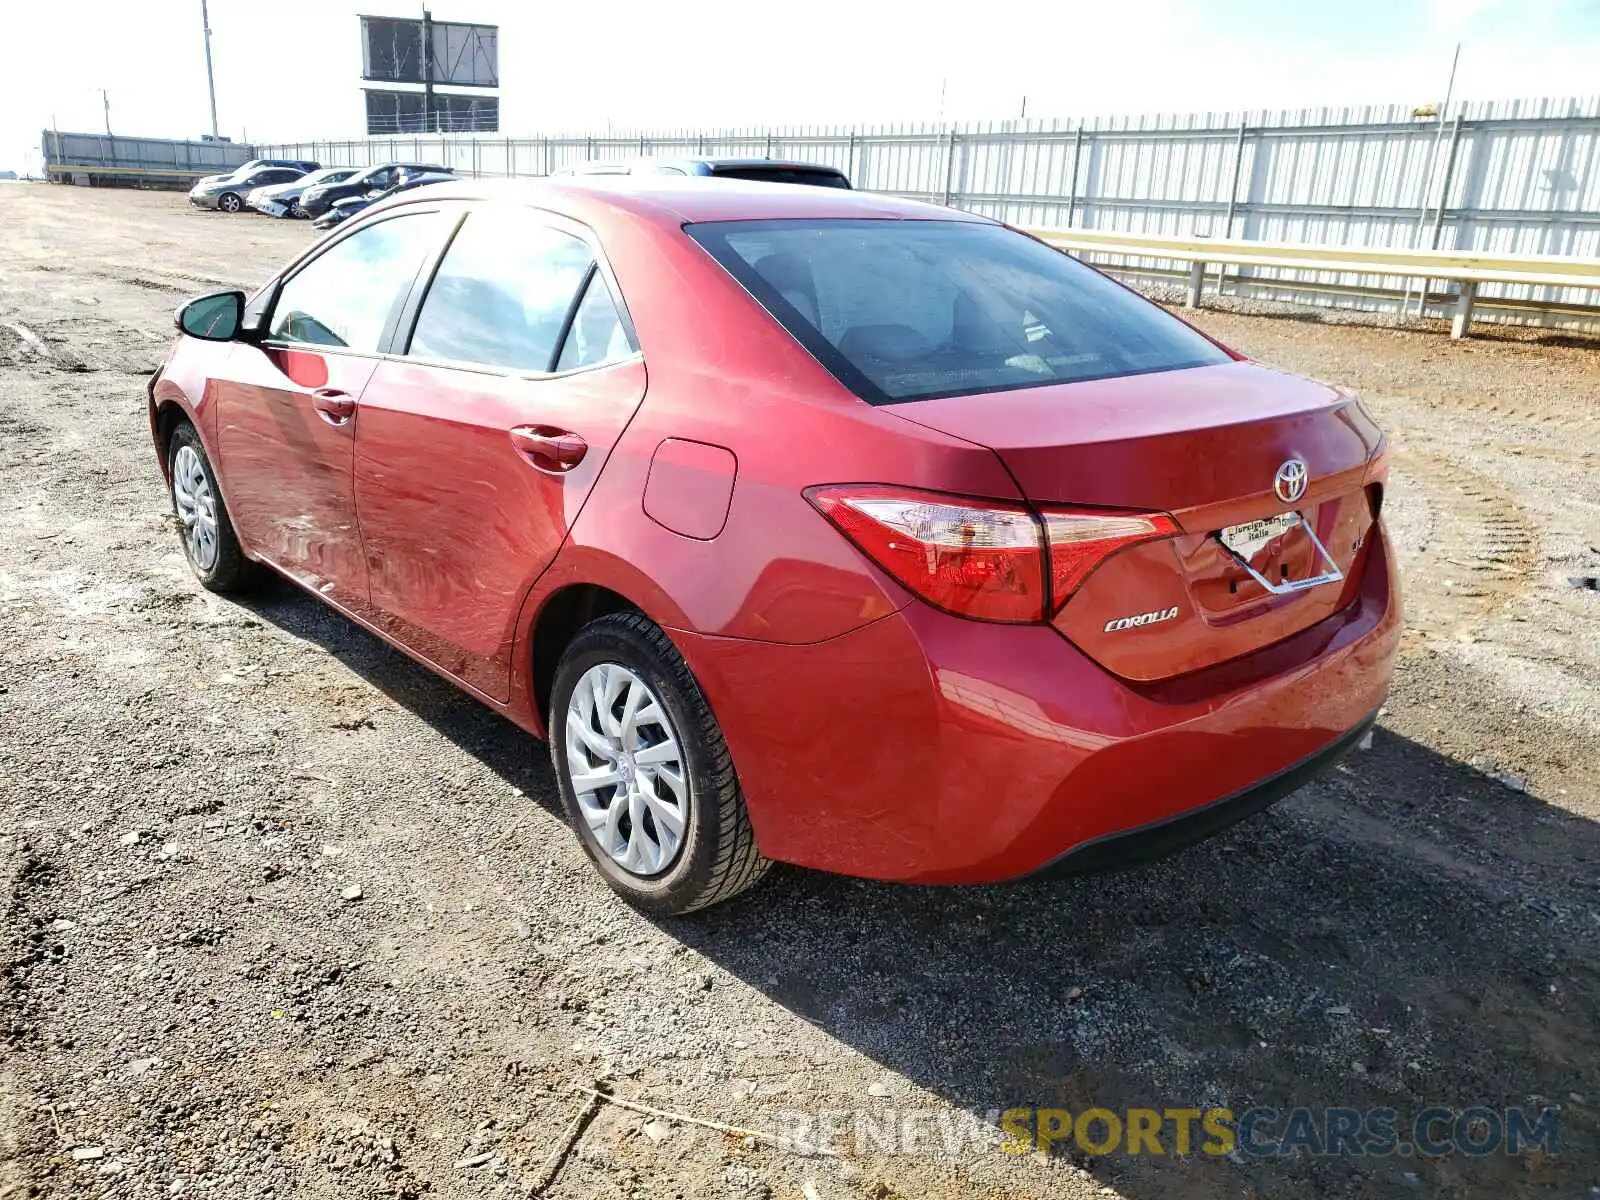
<box><xmin>150</xmin><ymin>179</ymin><xmax>1400</xmax><ymax>915</ymax></box>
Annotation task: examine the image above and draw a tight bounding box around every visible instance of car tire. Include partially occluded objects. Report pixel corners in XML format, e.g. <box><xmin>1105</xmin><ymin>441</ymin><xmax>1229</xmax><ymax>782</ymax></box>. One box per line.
<box><xmin>168</xmin><ymin>422</ymin><xmax>262</xmax><ymax>594</ymax></box>
<box><xmin>549</xmin><ymin>612</ymin><xmax>770</xmax><ymax>916</ymax></box>
<box><xmin>217</xmin><ymin>192</ymin><xmax>242</xmax><ymax>213</ymax></box>
<box><xmin>285</xmin><ymin>199</ymin><xmax>301</xmax><ymax>219</ymax></box>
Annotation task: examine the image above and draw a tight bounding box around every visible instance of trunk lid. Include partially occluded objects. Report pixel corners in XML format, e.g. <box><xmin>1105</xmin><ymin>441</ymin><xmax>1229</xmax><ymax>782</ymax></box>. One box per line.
<box><xmin>889</xmin><ymin>361</ymin><xmax>1383</xmax><ymax>680</ymax></box>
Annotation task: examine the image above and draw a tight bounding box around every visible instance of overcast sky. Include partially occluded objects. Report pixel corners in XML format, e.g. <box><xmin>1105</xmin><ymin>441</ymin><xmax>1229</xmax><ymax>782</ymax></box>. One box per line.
<box><xmin>2</xmin><ymin>0</ymin><xmax>1598</xmax><ymax>175</ymax></box>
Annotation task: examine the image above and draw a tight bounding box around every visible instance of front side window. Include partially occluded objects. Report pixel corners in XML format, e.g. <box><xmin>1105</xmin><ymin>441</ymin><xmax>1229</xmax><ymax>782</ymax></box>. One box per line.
<box><xmin>688</xmin><ymin>219</ymin><xmax>1228</xmax><ymax>404</ymax></box>
<box><xmin>268</xmin><ymin>211</ymin><xmax>445</xmax><ymax>352</ymax></box>
<box><xmin>408</xmin><ymin>210</ymin><xmax>594</xmax><ymax>371</ymax></box>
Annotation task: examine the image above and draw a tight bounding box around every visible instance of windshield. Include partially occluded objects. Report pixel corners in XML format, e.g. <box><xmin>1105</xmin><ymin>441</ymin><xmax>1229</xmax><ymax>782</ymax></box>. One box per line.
<box><xmin>687</xmin><ymin>218</ymin><xmax>1228</xmax><ymax>404</ymax></box>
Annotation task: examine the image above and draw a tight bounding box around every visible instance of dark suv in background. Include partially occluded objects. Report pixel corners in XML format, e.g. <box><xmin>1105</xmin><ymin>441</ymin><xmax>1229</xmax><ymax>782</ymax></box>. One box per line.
<box><xmin>297</xmin><ymin>163</ymin><xmax>453</xmax><ymax>216</ymax></box>
<box><xmin>310</xmin><ymin>168</ymin><xmax>458</xmax><ymax>229</ymax></box>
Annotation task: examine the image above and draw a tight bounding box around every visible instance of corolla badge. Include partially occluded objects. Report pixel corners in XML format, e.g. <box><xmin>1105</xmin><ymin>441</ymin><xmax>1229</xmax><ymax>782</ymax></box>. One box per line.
<box><xmin>1104</xmin><ymin>606</ymin><xmax>1180</xmax><ymax>633</ymax></box>
<box><xmin>1274</xmin><ymin>459</ymin><xmax>1309</xmax><ymax>504</ymax></box>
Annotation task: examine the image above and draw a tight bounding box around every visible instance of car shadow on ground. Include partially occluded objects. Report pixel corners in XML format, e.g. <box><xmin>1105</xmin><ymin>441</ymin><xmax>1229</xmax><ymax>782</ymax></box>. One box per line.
<box><xmin>245</xmin><ymin>584</ymin><xmax>1600</xmax><ymax>1200</ymax></box>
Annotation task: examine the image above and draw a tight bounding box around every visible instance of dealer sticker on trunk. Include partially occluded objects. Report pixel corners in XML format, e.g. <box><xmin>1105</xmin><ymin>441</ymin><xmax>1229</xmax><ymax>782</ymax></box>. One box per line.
<box><xmin>1219</xmin><ymin>511</ymin><xmax>1301</xmax><ymax>561</ymax></box>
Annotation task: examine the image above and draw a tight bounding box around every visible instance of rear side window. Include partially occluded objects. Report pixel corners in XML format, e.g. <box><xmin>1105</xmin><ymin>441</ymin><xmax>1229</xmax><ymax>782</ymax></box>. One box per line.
<box><xmin>268</xmin><ymin>211</ymin><xmax>446</xmax><ymax>352</ymax></box>
<box><xmin>555</xmin><ymin>273</ymin><xmax>632</xmax><ymax>371</ymax></box>
<box><xmin>688</xmin><ymin>219</ymin><xmax>1227</xmax><ymax>404</ymax></box>
<box><xmin>710</xmin><ymin>167</ymin><xmax>850</xmax><ymax>189</ymax></box>
<box><xmin>408</xmin><ymin>210</ymin><xmax>594</xmax><ymax>371</ymax></box>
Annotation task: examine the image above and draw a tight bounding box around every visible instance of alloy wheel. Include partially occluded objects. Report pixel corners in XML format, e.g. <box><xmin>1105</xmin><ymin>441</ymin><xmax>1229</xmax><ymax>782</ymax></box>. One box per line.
<box><xmin>219</xmin><ymin>193</ymin><xmax>241</xmax><ymax>213</ymax></box>
<box><xmin>171</xmin><ymin>444</ymin><xmax>219</xmax><ymax>571</ymax></box>
<box><xmin>564</xmin><ymin>663</ymin><xmax>689</xmax><ymax>877</ymax></box>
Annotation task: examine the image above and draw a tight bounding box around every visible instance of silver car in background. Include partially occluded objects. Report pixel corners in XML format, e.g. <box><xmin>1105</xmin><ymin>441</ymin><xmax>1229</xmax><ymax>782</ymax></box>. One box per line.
<box><xmin>188</xmin><ymin>165</ymin><xmax>306</xmax><ymax>213</ymax></box>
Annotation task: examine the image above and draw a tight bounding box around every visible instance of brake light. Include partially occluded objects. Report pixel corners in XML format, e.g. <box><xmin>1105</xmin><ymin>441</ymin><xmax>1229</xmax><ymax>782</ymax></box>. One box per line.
<box><xmin>806</xmin><ymin>486</ymin><xmax>1177</xmax><ymax>623</ymax></box>
<box><xmin>1042</xmin><ymin>511</ymin><xmax>1178</xmax><ymax>607</ymax></box>
<box><xmin>806</xmin><ymin>486</ymin><xmax>1044</xmax><ymax>623</ymax></box>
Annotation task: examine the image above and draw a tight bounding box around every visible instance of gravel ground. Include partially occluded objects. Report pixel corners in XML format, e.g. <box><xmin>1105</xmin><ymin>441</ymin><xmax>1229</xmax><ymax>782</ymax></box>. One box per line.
<box><xmin>2</xmin><ymin>185</ymin><xmax>1598</xmax><ymax>1200</ymax></box>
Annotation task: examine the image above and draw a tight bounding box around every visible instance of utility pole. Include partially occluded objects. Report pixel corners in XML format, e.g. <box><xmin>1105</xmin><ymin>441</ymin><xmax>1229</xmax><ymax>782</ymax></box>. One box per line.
<box><xmin>201</xmin><ymin>0</ymin><xmax>220</xmax><ymax>138</ymax></box>
<box><xmin>421</xmin><ymin>6</ymin><xmax>436</xmax><ymax>134</ymax></box>
<box><xmin>101</xmin><ymin>89</ymin><xmax>112</xmax><ymax>136</ymax></box>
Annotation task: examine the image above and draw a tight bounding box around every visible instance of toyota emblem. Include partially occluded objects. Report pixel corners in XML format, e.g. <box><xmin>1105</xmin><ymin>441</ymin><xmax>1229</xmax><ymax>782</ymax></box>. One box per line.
<box><xmin>1274</xmin><ymin>459</ymin><xmax>1308</xmax><ymax>504</ymax></box>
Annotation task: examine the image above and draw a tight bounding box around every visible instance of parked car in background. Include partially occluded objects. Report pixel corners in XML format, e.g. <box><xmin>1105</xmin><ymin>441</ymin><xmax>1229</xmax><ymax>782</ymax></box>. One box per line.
<box><xmin>192</xmin><ymin>157</ymin><xmax>320</xmax><ymax>190</ymax></box>
<box><xmin>297</xmin><ymin>163</ymin><xmax>452</xmax><ymax>217</ymax></box>
<box><xmin>189</xmin><ymin>165</ymin><xmax>307</xmax><ymax>213</ymax></box>
<box><xmin>248</xmin><ymin>167</ymin><xmax>361</xmax><ymax>218</ymax></box>
<box><xmin>310</xmin><ymin>170</ymin><xmax>456</xmax><ymax>230</ymax></box>
<box><xmin>555</xmin><ymin>157</ymin><xmax>851</xmax><ymax>188</ymax></box>
<box><xmin>150</xmin><ymin>179</ymin><xmax>1398</xmax><ymax>916</ymax></box>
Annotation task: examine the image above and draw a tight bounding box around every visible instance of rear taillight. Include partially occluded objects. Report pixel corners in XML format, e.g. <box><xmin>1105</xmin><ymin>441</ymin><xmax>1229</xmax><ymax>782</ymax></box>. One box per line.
<box><xmin>1042</xmin><ymin>511</ymin><xmax>1178</xmax><ymax>603</ymax></box>
<box><xmin>806</xmin><ymin>486</ymin><xmax>1044</xmax><ymax>622</ymax></box>
<box><xmin>806</xmin><ymin>485</ymin><xmax>1176</xmax><ymax>623</ymax></box>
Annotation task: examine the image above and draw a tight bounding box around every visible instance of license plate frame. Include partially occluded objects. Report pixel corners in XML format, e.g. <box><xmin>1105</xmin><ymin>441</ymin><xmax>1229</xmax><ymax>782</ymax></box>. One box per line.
<box><xmin>1216</xmin><ymin>510</ymin><xmax>1345</xmax><ymax>596</ymax></box>
<box><xmin>1219</xmin><ymin>511</ymin><xmax>1301</xmax><ymax>559</ymax></box>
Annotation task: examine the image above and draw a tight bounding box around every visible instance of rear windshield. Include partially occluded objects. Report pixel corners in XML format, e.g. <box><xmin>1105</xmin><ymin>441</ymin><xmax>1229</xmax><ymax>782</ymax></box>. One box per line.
<box><xmin>709</xmin><ymin>167</ymin><xmax>851</xmax><ymax>189</ymax></box>
<box><xmin>687</xmin><ymin>219</ymin><xmax>1227</xmax><ymax>404</ymax></box>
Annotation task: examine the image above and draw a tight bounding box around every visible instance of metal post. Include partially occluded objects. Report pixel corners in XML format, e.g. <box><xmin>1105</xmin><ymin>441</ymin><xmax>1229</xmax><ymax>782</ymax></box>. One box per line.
<box><xmin>1404</xmin><ymin>42</ymin><xmax>1460</xmax><ymax>317</ymax></box>
<box><xmin>1186</xmin><ymin>260</ymin><xmax>1206</xmax><ymax>308</ymax></box>
<box><xmin>200</xmin><ymin>0</ymin><xmax>220</xmax><ymax>138</ymax></box>
<box><xmin>1451</xmin><ymin>280</ymin><xmax>1477</xmax><ymax>339</ymax></box>
<box><xmin>847</xmin><ymin>129</ymin><xmax>856</xmax><ymax>186</ymax></box>
<box><xmin>421</xmin><ymin>7</ymin><xmax>435</xmax><ymax>134</ymax></box>
<box><xmin>1429</xmin><ymin>113</ymin><xmax>1466</xmax><ymax>249</ymax></box>
<box><xmin>1217</xmin><ymin>120</ymin><xmax>1247</xmax><ymax>294</ymax></box>
<box><xmin>1065</xmin><ymin>127</ymin><xmax>1083</xmax><ymax>227</ymax></box>
<box><xmin>942</xmin><ymin>128</ymin><xmax>957</xmax><ymax>206</ymax></box>
<box><xmin>101</xmin><ymin>90</ymin><xmax>115</xmax><ymax>173</ymax></box>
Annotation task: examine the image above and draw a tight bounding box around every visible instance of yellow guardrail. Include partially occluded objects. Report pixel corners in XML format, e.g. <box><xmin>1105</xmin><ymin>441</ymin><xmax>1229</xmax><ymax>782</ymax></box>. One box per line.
<box><xmin>1024</xmin><ymin>226</ymin><xmax>1600</xmax><ymax>338</ymax></box>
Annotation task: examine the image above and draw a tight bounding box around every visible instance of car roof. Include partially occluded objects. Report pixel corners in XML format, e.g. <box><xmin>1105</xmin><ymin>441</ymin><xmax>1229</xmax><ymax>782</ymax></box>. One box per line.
<box><xmin>385</xmin><ymin>176</ymin><xmax>985</xmax><ymax>227</ymax></box>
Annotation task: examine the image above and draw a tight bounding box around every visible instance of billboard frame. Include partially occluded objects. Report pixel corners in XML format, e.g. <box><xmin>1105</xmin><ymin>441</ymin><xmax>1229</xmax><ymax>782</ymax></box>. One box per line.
<box><xmin>358</xmin><ymin>13</ymin><xmax>500</xmax><ymax>89</ymax></box>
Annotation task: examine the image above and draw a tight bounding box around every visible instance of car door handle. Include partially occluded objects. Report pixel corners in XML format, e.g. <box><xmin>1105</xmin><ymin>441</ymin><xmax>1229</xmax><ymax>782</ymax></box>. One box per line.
<box><xmin>509</xmin><ymin>426</ymin><xmax>588</xmax><ymax>473</ymax></box>
<box><xmin>311</xmin><ymin>388</ymin><xmax>356</xmax><ymax>424</ymax></box>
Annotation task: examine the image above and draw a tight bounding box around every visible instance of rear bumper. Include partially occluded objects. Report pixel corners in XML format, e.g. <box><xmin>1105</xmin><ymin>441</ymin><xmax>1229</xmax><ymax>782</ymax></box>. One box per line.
<box><xmin>1036</xmin><ymin>709</ymin><xmax>1377</xmax><ymax>876</ymax></box>
<box><xmin>675</xmin><ymin>523</ymin><xmax>1400</xmax><ymax>884</ymax></box>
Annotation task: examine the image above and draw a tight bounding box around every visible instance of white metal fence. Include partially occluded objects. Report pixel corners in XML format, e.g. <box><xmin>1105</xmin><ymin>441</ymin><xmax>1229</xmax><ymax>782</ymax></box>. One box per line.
<box><xmin>261</xmin><ymin>96</ymin><xmax>1600</xmax><ymax>329</ymax></box>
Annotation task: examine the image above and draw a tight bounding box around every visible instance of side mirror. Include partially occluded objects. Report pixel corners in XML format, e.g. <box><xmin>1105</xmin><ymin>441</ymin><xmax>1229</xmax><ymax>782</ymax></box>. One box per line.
<box><xmin>176</xmin><ymin>291</ymin><xmax>245</xmax><ymax>341</ymax></box>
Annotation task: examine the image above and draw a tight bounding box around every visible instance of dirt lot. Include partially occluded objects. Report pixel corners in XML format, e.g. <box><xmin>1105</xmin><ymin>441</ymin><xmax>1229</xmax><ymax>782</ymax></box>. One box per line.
<box><xmin>2</xmin><ymin>184</ymin><xmax>1598</xmax><ymax>1200</ymax></box>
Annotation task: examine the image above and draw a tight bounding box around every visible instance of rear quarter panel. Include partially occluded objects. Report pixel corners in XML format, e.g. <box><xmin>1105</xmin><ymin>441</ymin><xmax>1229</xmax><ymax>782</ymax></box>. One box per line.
<box><xmin>530</xmin><ymin>212</ymin><xmax>1024</xmax><ymax>645</ymax></box>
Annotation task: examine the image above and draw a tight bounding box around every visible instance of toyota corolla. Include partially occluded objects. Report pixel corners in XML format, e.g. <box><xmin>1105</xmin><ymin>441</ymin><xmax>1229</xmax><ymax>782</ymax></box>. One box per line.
<box><xmin>149</xmin><ymin>180</ymin><xmax>1400</xmax><ymax>915</ymax></box>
